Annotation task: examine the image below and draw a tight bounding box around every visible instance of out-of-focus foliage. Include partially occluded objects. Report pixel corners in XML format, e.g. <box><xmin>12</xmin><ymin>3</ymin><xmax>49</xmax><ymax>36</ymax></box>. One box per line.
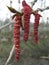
<box><xmin>0</xmin><ymin>19</ymin><xmax>49</xmax><ymax>65</ymax></box>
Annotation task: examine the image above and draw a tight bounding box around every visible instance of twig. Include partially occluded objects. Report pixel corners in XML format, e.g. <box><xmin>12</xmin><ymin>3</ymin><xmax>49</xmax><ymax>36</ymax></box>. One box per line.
<box><xmin>31</xmin><ymin>0</ymin><xmax>38</xmax><ymax>7</ymax></box>
<box><xmin>37</xmin><ymin>6</ymin><xmax>49</xmax><ymax>12</ymax></box>
<box><xmin>0</xmin><ymin>21</ymin><xmax>13</xmax><ymax>30</ymax></box>
<box><xmin>5</xmin><ymin>45</ymin><xmax>15</xmax><ymax>65</ymax></box>
<box><xmin>40</xmin><ymin>56</ymin><xmax>49</xmax><ymax>59</ymax></box>
<box><xmin>7</xmin><ymin>6</ymin><xmax>42</xmax><ymax>16</ymax></box>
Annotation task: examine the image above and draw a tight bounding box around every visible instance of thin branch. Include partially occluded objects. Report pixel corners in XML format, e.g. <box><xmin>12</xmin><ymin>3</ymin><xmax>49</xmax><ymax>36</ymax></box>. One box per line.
<box><xmin>0</xmin><ymin>12</ymin><xmax>41</xmax><ymax>30</ymax></box>
<box><xmin>31</xmin><ymin>0</ymin><xmax>38</xmax><ymax>7</ymax></box>
<box><xmin>0</xmin><ymin>10</ymin><xmax>41</xmax><ymax>30</ymax></box>
<box><xmin>5</xmin><ymin>45</ymin><xmax>15</xmax><ymax>65</ymax></box>
<box><xmin>8</xmin><ymin>6</ymin><xmax>41</xmax><ymax>18</ymax></box>
<box><xmin>0</xmin><ymin>5</ymin><xmax>43</xmax><ymax>30</ymax></box>
<box><xmin>40</xmin><ymin>56</ymin><xmax>49</xmax><ymax>59</ymax></box>
<box><xmin>0</xmin><ymin>20</ymin><xmax>13</xmax><ymax>30</ymax></box>
<box><xmin>37</xmin><ymin>6</ymin><xmax>49</xmax><ymax>12</ymax></box>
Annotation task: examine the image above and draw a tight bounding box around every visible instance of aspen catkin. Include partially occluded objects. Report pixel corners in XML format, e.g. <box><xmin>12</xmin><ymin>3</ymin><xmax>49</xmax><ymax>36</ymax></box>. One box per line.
<box><xmin>34</xmin><ymin>13</ymin><xmax>40</xmax><ymax>44</ymax></box>
<box><xmin>13</xmin><ymin>15</ymin><xmax>21</xmax><ymax>61</ymax></box>
<box><xmin>22</xmin><ymin>0</ymin><xmax>31</xmax><ymax>42</ymax></box>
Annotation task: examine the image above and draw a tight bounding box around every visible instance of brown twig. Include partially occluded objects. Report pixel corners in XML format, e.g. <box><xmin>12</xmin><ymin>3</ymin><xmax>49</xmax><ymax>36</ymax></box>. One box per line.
<box><xmin>37</xmin><ymin>6</ymin><xmax>49</xmax><ymax>12</ymax></box>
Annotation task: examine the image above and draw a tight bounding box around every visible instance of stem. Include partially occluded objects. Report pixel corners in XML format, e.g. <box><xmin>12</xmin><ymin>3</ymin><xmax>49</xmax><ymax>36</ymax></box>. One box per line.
<box><xmin>5</xmin><ymin>45</ymin><xmax>15</xmax><ymax>65</ymax></box>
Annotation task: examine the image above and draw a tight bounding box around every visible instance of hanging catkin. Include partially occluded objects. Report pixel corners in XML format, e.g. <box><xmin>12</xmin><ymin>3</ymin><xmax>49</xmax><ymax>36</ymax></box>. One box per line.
<box><xmin>13</xmin><ymin>15</ymin><xmax>21</xmax><ymax>61</ymax></box>
<box><xmin>34</xmin><ymin>12</ymin><xmax>41</xmax><ymax>44</ymax></box>
<box><xmin>22</xmin><ymin>0</ymin><xmax>31</xmax><ymax>42</ymax></box>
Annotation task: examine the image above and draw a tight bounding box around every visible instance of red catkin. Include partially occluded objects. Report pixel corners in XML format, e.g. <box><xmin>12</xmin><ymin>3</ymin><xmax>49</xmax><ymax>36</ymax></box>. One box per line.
<box><xmin>22</xmin><ymin>0</ymin><xmax>31</xmax><ymax>42</ymax></box>
<box><xmin>34</xmin><ymin>12</ymin><xmax>41</xmax><ymax>44</ymax></box>
<box><xmin>13</xmin><ymin>15</ymin><xmax>21</xmax><ymax>61</ymax></box>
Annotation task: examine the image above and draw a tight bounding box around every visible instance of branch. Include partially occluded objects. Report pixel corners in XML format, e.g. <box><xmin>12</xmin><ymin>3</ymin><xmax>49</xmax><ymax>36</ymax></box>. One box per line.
<box><xmin>31</xmin><ymin>0</ymin><xmax>38</xmax><ymax>7</ymax></box>
<box><xmin>5</xmin><ymin>45</ymin><xmax>15</xmax><ymax>65</ymax></box>
<box><xmin>40</xmin><ymin>56</ymin><xmax>49</xmax><ymax>59</ymax></box>
<box><xmin>37</xmin><ymin>6</ymin><xmax>49</xmax><ymax>12</ymax></box>
<box><xmin>7</xmin><ymin>6</ymin><xmax>41</xmax><ymax>16</ymax></box>
<box><xmin>0</xmin><ymin>8</ymin><xmax>42</xmax><ymax>30</ymax></box>
<box><xmin>0</xmin><ymin>6</ymin><xmax>41</xmax><ymax>31</ymax></box>
<box><xmin>0</xmin><ymin>21</ymin><xmax>13</xmax><ymax>30</ymax></box>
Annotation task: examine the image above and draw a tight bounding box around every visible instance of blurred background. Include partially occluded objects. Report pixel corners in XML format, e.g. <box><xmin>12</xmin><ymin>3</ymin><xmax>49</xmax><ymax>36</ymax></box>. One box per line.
<box><xmin>0</xmin><ymin>0</ymin><xmax>49</xmax><ymax>65</ymax></box>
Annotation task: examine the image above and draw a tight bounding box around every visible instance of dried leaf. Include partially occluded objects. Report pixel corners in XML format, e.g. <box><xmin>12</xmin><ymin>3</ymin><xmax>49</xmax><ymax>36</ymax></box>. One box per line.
<box><xmin>7</xmin><ymin>6</ymin><xmax>17</xmax><ymax>13</ymax></box>
<box><xmin>7</xmin><ymin>6</ymin><xmax>22</xmax><ymax>15</ymax></box>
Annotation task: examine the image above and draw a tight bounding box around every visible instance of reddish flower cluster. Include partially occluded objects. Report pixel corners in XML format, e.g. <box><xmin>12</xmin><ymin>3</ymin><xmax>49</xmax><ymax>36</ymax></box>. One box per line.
<box><xmin>22</xmin><ymin>0</ymin><xmax>31</xmax><ymax>42</ymax></box>
<box><xmin>34</xmin><ymin>13</ymin><xmax>41</xmax><ymax>44</ymax></box>
<box><xmin>13</xmin><ymin>15</ymin><xmax>21</xmax><ymax>61</ymax></box>
<box><xmin>12</xmin><ymin>0</ymin><xmax>41</xmax><ymax>62</ymax></box>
